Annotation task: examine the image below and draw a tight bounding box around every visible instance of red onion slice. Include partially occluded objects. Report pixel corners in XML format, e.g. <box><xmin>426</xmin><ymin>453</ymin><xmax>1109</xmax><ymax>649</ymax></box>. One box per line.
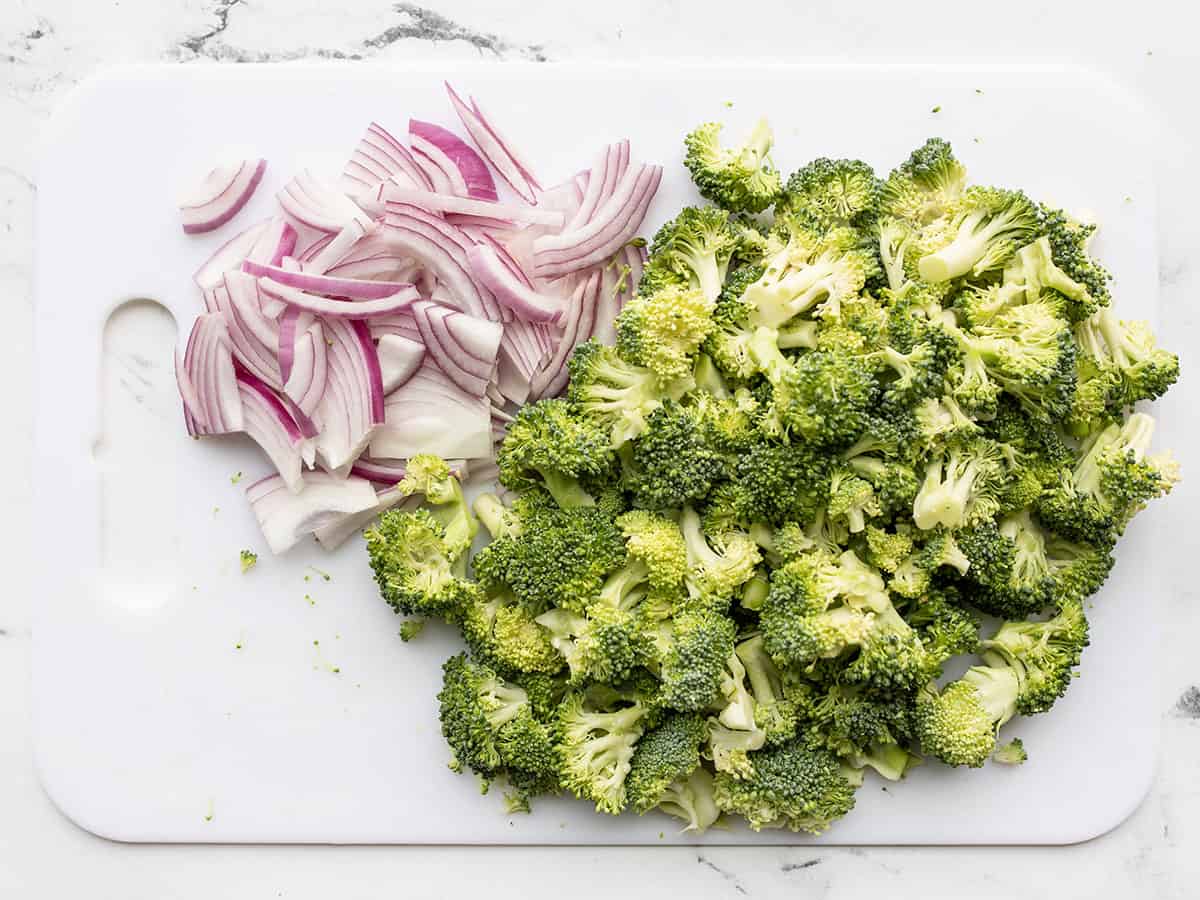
<box><xmin>282</xmin><ymin>318</ymin><xmax>329</xmax><ymax>425</ymax></box>
<box><xmin>244</xmin><ymin>260</ymin><xmax>411</xmax><ymax>300</ymax></box>
<box><xmin>377</xmin><ymin>333</ymin><xmax>425</xmax><ymax>394</ymax></box>
<box><xmin>409</xmin><ymin>119</ymin><xmax>498</xmax><ymax>201</ymax></box>
<box><xmin>311</xmin><ymin>318</ymin><xmax>385</xmax><ymax>475</ymax></box>
<box><xmin>247</xmin><ymin>472</ymin><xmax>379</xmax><ymax>554</ymax></box>
<box><xmin>382</xmin><ymin>187</ymin><xmax>562</xmax><ymax>228</ymax></box>
<box><xmin>176</xmin><ymin>313</ymin><xmax>243</xmax><ymax>435</ymax></box>
<box><xmin>533</xmin><ymin>164</ymin><xmax>662</xmax><ymax>277</ymax></box>
<box><xmin>209</xmin><ymin>278</ymin><xmax>282</xmax><ymax>389</ymax></box>
<box><xmin>376</xmin><ymin>219</ymin><xmax>487</xmax><ymax>319</ymax></box>
<box><xmin>444</xmin><ymin>82</ymin><xmax>537</xmax><ymax>204</ymax></box>
<box><xmin>469</xmin><ymin>94</ymin><xmax>542</xmax><ymax>191</ymax></box>
<box><xmin>372</xmin><ymin>358</ymin><xmax>493</xmax><ymax>460</ymax></box>
<box><xmin>237</xmin><ymin>368</ymin><xmax>309</xmax><ymax>493</ymax></box>
<box><xmin>305</xmin><ymin>220</ymin><xmax>370</xmax><ymax>274</ymax></box>
<box><xmin>567</xmin><ymin>141</ymin><xmax>629</xmax><ymax>231</ymax></box>
<box><xmin>193</xmin><ymin>219</ymin><xmax>271</xmax><ymax>290</ymax></box>
<box><xmin>258</xmin><ymin>277</ymin><xmax>418</xmax><ymax>318</ymax></box>
<box><xmin>467</xmin><ymin>243</ymin><xmax>565</xmax><ymax>324</ymax></box>
<box><xmin>340</xmin><ymin>121</ymin><xmax>433</xmax><ymax>199</ymax></box>
<box><xmin>530</xmin><ymin>269</ymin><xmax>601</xmax><ymax>400</ymax></box>
<box><xmin>179</xmin><ymin>159</ymin><xmax>266</xmax><ymax>234</ymax></box>
<box><xmin>278</xmin><ymin>171</ymin><xmax>371</xmax><ymax>255</ymax></box>
<box><xmin>410</xmin><ymin>301</ymin><xmax>502</xmax><ymax>396</ymax></box>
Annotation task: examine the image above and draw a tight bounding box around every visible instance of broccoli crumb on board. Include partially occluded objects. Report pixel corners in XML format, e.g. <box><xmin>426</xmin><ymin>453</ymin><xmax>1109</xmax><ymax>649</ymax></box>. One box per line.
<box><xmin>399</xmin><ymin>619</ymin><xmax>426</xmax><ymax>642</ymax></box>
<box><xmin>239</xmin><ymin>550</ymin><xmax>258</xmax><ymax>573</ymax></box>
<box><xmin>993</xmin><ymin>738</ymin><xmax>1028</xmax><ymax>765</ymax></box>
<box><xmin>230</xmin><ymin>471</ymin><xmax>243</xmax><ymax>485</ymax></box>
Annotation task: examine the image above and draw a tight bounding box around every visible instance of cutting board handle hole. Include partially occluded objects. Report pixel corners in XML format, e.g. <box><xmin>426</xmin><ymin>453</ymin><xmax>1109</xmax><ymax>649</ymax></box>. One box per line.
<box><xmin>93</xmin><ymin>299</ymin><xmax>183</xmax><ymax>583</ymax></box>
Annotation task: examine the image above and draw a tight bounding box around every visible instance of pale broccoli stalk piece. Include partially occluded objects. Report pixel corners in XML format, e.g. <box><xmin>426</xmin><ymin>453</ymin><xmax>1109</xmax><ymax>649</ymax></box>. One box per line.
<box><xmin>679</xmin><ymin>505</ymin><xmax>761</xmax><ymax>604</ymax></box>
<box><xmin>683</xmin><ymin>118</ymin><xmax>782</xmax><ymax>214</ymax></box>
<box><xmin>912</xmin><ymin>439</ymin><xmax>1008</xmax><ymax>530</ymax></box>
<box><xmin>705</xmin><ymin>718</ymin><xmax>766</xmax><ymax>779</ymax></box>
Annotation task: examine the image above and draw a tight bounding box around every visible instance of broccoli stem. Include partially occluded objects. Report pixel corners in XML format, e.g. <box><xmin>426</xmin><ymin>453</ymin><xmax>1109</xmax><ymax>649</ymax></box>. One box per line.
<box><xmin>918</xmin><ymin>211</ymin><xmax>1012</xmax><ymax>282</ymax></box>
<box><xmin>539</xmin><ymin>470</ymin><xmax>596</xmax><ymax>509</ymax></box>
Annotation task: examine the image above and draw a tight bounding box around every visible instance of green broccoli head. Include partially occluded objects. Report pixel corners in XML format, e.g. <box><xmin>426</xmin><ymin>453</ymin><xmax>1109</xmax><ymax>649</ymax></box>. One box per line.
<box><xmin>912</xmin><ymin>437</ymin><xmax>1008</xmax><ymax>531</ymax></box>
<box><xmin>781</xmin><ymin>157</ymin><xmax>882</xmax><ymax>233</ymax></box>
<box><xmin>625</xmin><ymin>712</ymin><xmax>708</xmax><ymax>814</ymax></box>
<box><xmin>617</xmin><ymin>509</ymin><xmax>689</xmax><ymax>590</ymax></box>
<box><xmin>981</xmin><ymin>598</ymin><xmax>1090</xmax><ymax>716</ymax></box>
<box><xmin>1040</xmin><ymin>205</ymin><xmax>1112</xmax><ymax>316</ymax></box>
<box><xmin>616</xmin><ymin>283</ymin><xmax>716</xmax><ymax>383</ymax></box>
<box><xmin>557</xmin><ymin>688</ymin><xmax>651</xmax><ymax>815</ymax></box>
<box><xmin>678</xmin><ymin>505</ymin><xmax>761</xmax><ymax>606</ymax></box>
<box><xmin>497</xmin><ymin>399</ymin><xmax>615</xmax><ymax>509</ymax></box>
<box><xmin>567</xmin><ymin>340</ymin><xmax>695</xmax><ymax>448</ymax></box>
<box><xmin>647</xmin><ymin>206</ymin><xmax>740</xmax><ymax>302</ymax></box>
<box><xmin>713</xmin><ymin>741</ymin><xmax>859</xmax><ymax>834</ymax></box>
<box><xmin>704</xmin><ymin>264</ymin><xmax>767</xmax><ymax>380</ymax></box>
<box><xmin>366</xmin><ymin>508</ymin><xmax>481</xmax><ymax>620</ymax></box>
<box><xmin>683</xmin><ymin>118</ymin><xmax>782</xmax><ymax>214</ymax></box>
<box><xmin>657</xmin><ymin>607</ymin><xmax>738</xmax><ymax>712</ymax></box>
<box><xmin>915</xmin><ymin>186</ymin><xmax>1040</xmax><ymax>282</ymax></box>
<box><xmin>881</xmin><ymin>137</ymin><xmax>968</xmax><ymax>225</ymax></box>
<box><xmin>461</xmin><ymin>593</ymin><xmax>564</xmax><ymax>676</ymax></box>
<box><xmin>625</xmin><ymin>400</ymin><xmax>730</xmax><ymax>510</ymax></box>
<box><xmin>915</xmin><ymin>665</ymin><xmax>1020</xmax><ymax>767</ymax></box>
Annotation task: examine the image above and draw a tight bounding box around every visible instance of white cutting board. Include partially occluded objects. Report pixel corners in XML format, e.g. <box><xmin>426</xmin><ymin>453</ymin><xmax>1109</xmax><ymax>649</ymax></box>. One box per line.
<box><xmin>33</xmin><ymin>62</ymin><xmax>1163</xmax><ymax>844</ymax></box>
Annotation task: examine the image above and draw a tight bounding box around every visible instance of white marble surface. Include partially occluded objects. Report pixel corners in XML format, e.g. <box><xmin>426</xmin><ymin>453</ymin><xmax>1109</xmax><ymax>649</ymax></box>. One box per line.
<box><xmin>2</xmin><ymin>1</ymin><xmax>1199</xmax><ymax>896</ymax></box>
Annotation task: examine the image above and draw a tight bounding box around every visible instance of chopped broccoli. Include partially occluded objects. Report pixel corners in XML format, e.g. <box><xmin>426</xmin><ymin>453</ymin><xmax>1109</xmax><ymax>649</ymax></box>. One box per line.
<box><xmin>683</xmin><ymin>118</ymin><xmax>782</xmax><ymax>213</ymax></box>
<box><xmin>993</xmin><ymin>737</ymin><xmax>1028</xmax><ymax>765</ymax></box>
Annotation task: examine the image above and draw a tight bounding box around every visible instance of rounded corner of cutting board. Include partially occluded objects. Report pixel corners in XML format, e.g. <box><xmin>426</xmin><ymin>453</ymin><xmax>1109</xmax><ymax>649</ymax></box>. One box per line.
<box><xmin>33</xmin><ymin>750</ymin><xmax>139</xmax><ymax>845</ymax></box>
<box><xmin>1048</xmin><ymin>754</ymin><xmax>1158</xmax><ymax>846</ymax></box>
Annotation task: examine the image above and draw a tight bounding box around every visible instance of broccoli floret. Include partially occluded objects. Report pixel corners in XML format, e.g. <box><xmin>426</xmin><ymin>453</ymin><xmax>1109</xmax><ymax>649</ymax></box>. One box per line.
<box><xmin>880</xmin><ymin>138</ymin><xmax>968</xmax><ymax>226</ymax></box>
<box><xmin>396</xmin><ymin>453</ymin><xmax>478</xmax><ymax>556</ymax></box>
<box><xmin>616</xmin><ymin>283</ymin><xmax>715</xmax><ymax>383</ymax></box>
<box><xmin>993</xmin><ymin>737</ymin><xmax>1028</xmax><ymax>765</ymax></box>
<box><xmin>826</xmin><ymin>467</ymin><xmax>882</xmax><ymax>534</ymax></box>
<box><xmin>876</xmin><ymin>217</ymin><xmax>916</xmax><ymax>292</ymax></box>
<box><xmin>366</xmin><ymin>508</ymin><xmax>481</xmax><ymax>620</ymax></box>
<box><xmin>568</xmin><ymin>340</ymin><xmax>694</xmax><ymax>447</ymax></box>
<box><xmin>1002</xmin><ymin>236</ymin><xmax>1098</xmax><ymax>322</ymax></box>
<box><xmin>1080</xmin><ymin>309</ymin><xmax>1181</xmax><ymax>411</ymax></box>
<box><xmin>736</xmin><ymin>635</ymin><xmax>800</xmax><ymax>745</ymax></box>
<box><xmin>705</xmin><ymin>718</ymin><xmax>767</xmax><ymax>779</ymax></box>
<box><xmin>438</xmin><ymin>654</ymin><xmax>558</xmax><ymax>787</ymax></box>
<box><xmin>915</xmin><ymin>186</ymin><xmax>1040</xmax><ymax>282</ymax></box>
<box><xmin>794</xmin><ymin>681</ymin><xmax>915</xmax><ymax>779</ymax></box>
<box><xmin>750</xmin><ymin>339</ymin><xmax>879</xmax><ymax>447</ymax></box>
<box><xmin>646</xmin><ymin>206</ymin><xmax>740</xmax><ymax>302</ymax></box>
<box><xmin>461</xmin><ymin>592</ymin><xmax>564</xmax><ymax>675</ymax></box>
<box><xmin>963</xmin><ymin>509</ymin><xmax>1113</xmax><ymax>619</ymax></box>
<box><xmin>473</xmin><ymin>501</ymin><xmax>627</xmax><ymax>615</ymax></box>
<box><xmin>781</xmin><ymin>157</ymin><xmax>881</xmax><ymax>233</ymax></box>
<box><xmin>625</xmin><ymin>712</ymin><xmax>715</xmax><ymax>831</ymax></box>
<box><xmin>625</xmin><ymin>401</ymin><xmax>729</xmax><ymax>510</ymax></box>
<box><xmin>713</xmin><ymin>741</ymin><xmax>858</xmax><ymax>834</ymax></box>
<box><xmin>912</xmin><ymin>438</ymin><xmax>1008</xmax><ymax>530</ymax></box>
<box><xmin>745</xmin><ymin>227</ymin><xmax>876</xmax><ymax>329</ymax></box>
<box><xmin>683</xmin><ymin>118</ymin><xmax>782</xmax><ymax>214</ymax></box>
<box><xmin>687</xmin><ymin>389</ymin><xmax>761</xmax><ymax>453</ymax></box>
<box><xmin>496</xmin><ymin>399</ymin><xmax>614</xmax><ymax>509</ymax></box>
<box><xmin>980</xmin><ymin>598</ymin><xmax>1090</xmax><ymax>716</ymax></box>
<box><xmin>889</xmin><ymin>528</ymin><xmax>970</xmax><ymax>599</ymax></box>
<box><xmin>863</xmin><ymin>525</ymin><xmax>915</xmax><ymax>573</ymax></box>
<box><xmin>617</xmin><ymin>509</ymin><xmax>689</xmax><ymax>589</ymax></box>
<box><xmin>905</xmin><ymin>586</ymin><xmax>981</xmax><ymax>680</ymax></box>
<box><xmin>704</xmin><ymin>264</ymin><xmax>767</xmax><ymax>379</ymax></box>
<box><xmin>657</xmin><ymin>607</ymin><xmax>738</xmax><ymax>712</ymax></box>
<box><xmin>1040</xmin><ymin>205</ymin><xmax>1112</xmax><ymax>317</ymax></box>
<box><xmin>557</xmin><ymin>688</ymin><xmax>651</xmax><ymax>815</ymax></box>
<box><xmin>915</xmin><ymin>667</ymin><xmax>1018</xmax><ymax>768</ymax></box>
<box><xmin>1039</xmin><ymin>413</ymin><xmax>1179</xmax><ymax>543</ymax></box>
<box><xmin>679</xmin><ymin>505</ymin><xmax>761</xmax><ymax>604</ymax></box>
<box><xmin>914</xmin><ymin>395</ymin><xmax>979</xmax><ymax>448</ymax></box>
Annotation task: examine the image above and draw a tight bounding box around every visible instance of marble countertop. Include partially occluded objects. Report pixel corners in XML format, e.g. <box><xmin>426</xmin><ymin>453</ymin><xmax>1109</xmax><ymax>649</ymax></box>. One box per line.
<box><xmin>3</xmin><ymin>1</ymin><xmax>1199</xmax><ymax>897</ymax></box>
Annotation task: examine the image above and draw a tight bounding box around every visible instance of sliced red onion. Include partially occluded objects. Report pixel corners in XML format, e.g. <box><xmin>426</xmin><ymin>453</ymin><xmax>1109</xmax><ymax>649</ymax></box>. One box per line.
<box><xmin>224</xmin><ymin>270</ymin><xmax>281</xmax><ymax>350</ymax></box>
<box><xmin>209</xmin><ymin>276</ymin><xmax>282</xmax><ymax>389</ymax></box>
<box><xmin>247</xmin><ymin>471</ymin><xmax>379</xmax><ymax>555</ymax></box>
<box><xmin>445</xmin><ymin>214</ymin><xmax>518</xmax><ymax>234</ymax></box>
<box><xmin>368</xmin><ymin>312</ymin><xmax>422</xmax><ymax>343</ymax></box>
<box><xmin>193</xmin><ymin>219</ymin><xmax>271</xmax><ymax>290</ymax></box>
<box><xmin>281</xmin><ymin>318</ymin><xmax>329</xmax><ymax>425</ymax></box>
<box><xmin>305</xmin><ymin>220</ymin><xmax>370</xmax><ymax>274</ymax></box>
<box><xmin>179</xmin><ymin>159</ymin><xmax>266</xmax><ymax>234</ymax></box>
<box><xmin>376</xmin><ymin>218</ymin><xmax>488</xmax><ymax>319</ymax></box>
<box><xmin>278</xmin><ymin>171</ymin><xmax>371</xmax><ymax>255</ymax></box>
<box><xmin>377</xmin><ymin>333</ymin><xmax>425</xmax><ymax>394</ymax></box>
<box><xmin>470</xmin><ymin>95</ymin><xmax>541</xmax><ymax>190</ymax></box>
<box><xmin>348</xmin><ymin>455</ymin><xmax>465</xmax><ymax>486</ymax></box>
<box><xmin>567</xmin><ymin>141</ymin><xmax>629</xmax><ymax>231</ymax></box>
<box><xmin>323</xmin><ymin>229</ymin><xmax>421</xmax><ymax>282</ymax></box>
<box><xmin>340</xmin><ymin>121</ymin><xmax>433</xmax><ymax>200</ymax></box>
<box><xmin>258</xmin><ymin>277</ymin><xmax>418</xmax><ymax>318</ymax></box>
<box><xmin>313</xmin><ymin>488</ymin><xmax>416</xmax><ymax>551</ymax></box>
<box><xmin>410</xmin><ymin>300</ymin><xmax>502</xmax><ymax>396</ymax></box>
<box><xmin>444</xmin><ymin>82</ymin><xmax>537</xmax><ymax>204</ymax></box>
<box><xmin>244</xmin><ymin>217</ymin><xmax>297</xmax><ymax>270</ymax></box>
<box><xmin>311</xmin><ymin>318</ymin><xmax>385</xmax><ymax>475</ymax></box>
<box><xmin>409</xmin><ymin>119</ymin><xmax>498</xmax><ymax>201</ymax></box>
<box><xmin>467</xmin><ymin>243</ymin><xmax>564</xmax><ymax>323</ymax></box>
<box><xmin>530</xmin><ymin>269</ymin><xmax>601</xmax><ymax>400</ymax></box>
<box><xmin>533</xmin><ymin>164</ymin><xmax>662</xmax><ymax>277</ymax></box>
<box><xmin>237</xmin><ymin>368</ymin><xmax>310</xmax><ymax>493</ymax></box>
<box><xmin>176</xmin><ymin>313</ymin><xmax>243</xmax><ymax>435</ymax></box>
<box><xmin>372</xmin><ymin>358</ymin><xmax>493</xmax><ymax>460</ymax></box>
<box><xmin>244</xmin><ymin>260</ymin><xmax>411</xmax><ymax>300</ymax></box>
<box><xmin>383</xmin><ymin>187</ymin><xmax>562</xmax><ymax>228</ymax></box>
